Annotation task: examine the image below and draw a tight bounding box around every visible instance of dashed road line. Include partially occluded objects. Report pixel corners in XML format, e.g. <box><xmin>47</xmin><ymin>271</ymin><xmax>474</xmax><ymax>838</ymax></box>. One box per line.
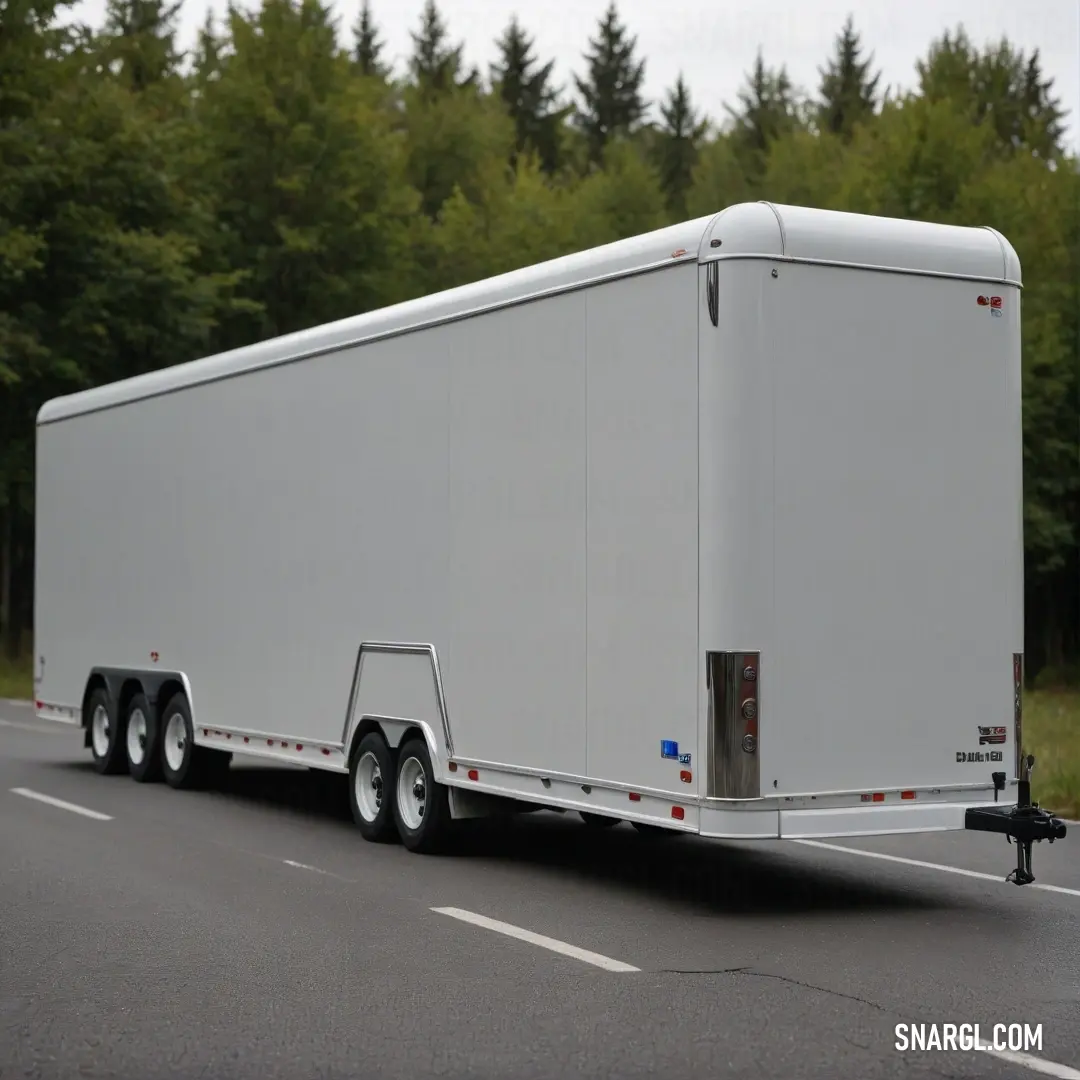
<box><xmin>10</xmin><ymin>787</ymin><xmax>112</xmax><ymax>821</ymax></box>
<box><xmin>283</xmin><ymin>859</ymin><xmax>330</xmax><ymax>875</ymax></box>
<box><xmin>431</xmin><ymin>905</ymin><xmax>640</xmax><ymax>972</ymax></box>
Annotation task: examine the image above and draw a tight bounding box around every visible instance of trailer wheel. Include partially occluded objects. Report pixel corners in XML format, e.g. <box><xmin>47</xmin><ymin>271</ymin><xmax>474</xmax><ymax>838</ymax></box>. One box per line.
<box><xmin>125</xmin><ymin>692</ymin><xmax>162</xmax><ymax>783</ymax></box>
<box><xmin>349</xmin><ymin>732</ymin><xmax>397</xmax><ymax>843</ymax></box>
<box><xmin>160</xmin><ymin>693</ymin><xmax>203</xmax><ymax>790</ymax></box>
<box><xmin>88</xmin><ymin>687</ymin><xmax>127</xmax><ymax>775</ymax></box>
<box><xmin>393</xmin><ymin>737</ymin><xmax>450</xmax><ymax>853</ymax></box>
<box><xmin>580</xmin><ymin>812</ymin><xmax>620</xmax><ymax>828</ymax></box>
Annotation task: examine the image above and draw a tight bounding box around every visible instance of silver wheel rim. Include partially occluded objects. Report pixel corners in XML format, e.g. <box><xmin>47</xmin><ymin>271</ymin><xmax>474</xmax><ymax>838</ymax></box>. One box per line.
<box><xmin>164</xmin><ymin>712</ymin><xmax>187</xmax><ymax>772</ymax></box>
<box><xmin>91</xmin><ymin>704</ymin><xmax>110</xmax><ymax>758</ymax></box>
<box><xmin>354</xmin><ymin>751</ymin><xmax>384</xmax><ymax>823</ymax></box>
<box><xmin>126</xmin><ymin>708</ymin><xmax>147</xmax><ymax>766</ymax></box>
<box><xmin>397</xmin><ymin>755</ymin><xmax>426</xmax><ymax>831</ymax></box>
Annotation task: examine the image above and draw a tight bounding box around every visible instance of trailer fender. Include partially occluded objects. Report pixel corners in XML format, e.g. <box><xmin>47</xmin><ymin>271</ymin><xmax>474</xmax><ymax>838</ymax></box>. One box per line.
<box><xmin>341</xmin><ymin>642</ymin><xmax>455</xmax><ymax>778</ymax></box>
<box><xmin>84</xmin><ymin>667</ymin><xmax>195</xmax><ymax>723</ymax></box>
<box><xmin>347</xmin><ymin>715</ymin><xmax>444</xmax><ymax>773</ymax></box>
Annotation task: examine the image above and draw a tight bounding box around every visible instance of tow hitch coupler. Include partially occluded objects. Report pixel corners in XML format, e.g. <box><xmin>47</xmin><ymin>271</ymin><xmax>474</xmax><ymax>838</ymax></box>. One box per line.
<box><xmin>964</xmin><ymin>758</ymin><xmax>1067</xmax><ymax>886</ymax></box>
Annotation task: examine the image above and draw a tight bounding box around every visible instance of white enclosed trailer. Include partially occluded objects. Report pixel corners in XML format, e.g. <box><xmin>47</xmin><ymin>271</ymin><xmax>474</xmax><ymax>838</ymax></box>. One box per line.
<box><xmin>33</xmin><ymin>201</ymin><xmax>1066</xmax><ymax>879</ymax></box>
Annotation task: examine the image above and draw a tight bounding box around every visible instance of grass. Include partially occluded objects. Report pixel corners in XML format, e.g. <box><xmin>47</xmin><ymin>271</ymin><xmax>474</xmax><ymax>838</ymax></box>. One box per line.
<box><xmin>0</xmin><ymin>650</ymin><xmax>1076</xmax><ymax>816</ymax></box>
<box><xmin>0</xmin><ymin>651</ymin><xmax>32</xmax><ymax>701</ymax></box>
<box><xmin>1024</xmin><ymin>688</ymin><xmax>1080</xmax><ymax>820</ymax></box>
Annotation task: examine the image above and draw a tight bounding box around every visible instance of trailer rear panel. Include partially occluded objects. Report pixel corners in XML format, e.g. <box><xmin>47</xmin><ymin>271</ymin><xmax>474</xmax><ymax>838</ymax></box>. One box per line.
<box><xmin>699</xmin><ymin>206</ymin><xmax>1022</xmax><ymax>801</ymax></box>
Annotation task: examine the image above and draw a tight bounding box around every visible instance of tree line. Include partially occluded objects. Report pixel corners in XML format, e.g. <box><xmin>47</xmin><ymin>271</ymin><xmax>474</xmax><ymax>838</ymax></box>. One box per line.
<box><xmin>1</xmin><ymin>0</ymin><xmax>1077</xmax><ymax>683</ymax></box>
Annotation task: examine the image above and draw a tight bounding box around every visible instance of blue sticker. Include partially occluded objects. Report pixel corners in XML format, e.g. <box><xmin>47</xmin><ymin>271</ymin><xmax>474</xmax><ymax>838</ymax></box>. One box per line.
<box><xmin>660</xmin><ymin>739</ymin><xmax>679</xmax><ymax>759</ymax></box>
<box><xmin>678</xmin><ymin>753</ymin><xmax>692</xmax><ymax>765</ymax></box>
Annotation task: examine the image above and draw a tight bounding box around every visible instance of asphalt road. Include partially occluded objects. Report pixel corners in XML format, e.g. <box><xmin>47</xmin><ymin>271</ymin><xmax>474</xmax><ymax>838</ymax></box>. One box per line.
<box><xmin>2</xmin><ymin>697</ymin><xmax>1078</xmax><ymax>1080</ymax></box>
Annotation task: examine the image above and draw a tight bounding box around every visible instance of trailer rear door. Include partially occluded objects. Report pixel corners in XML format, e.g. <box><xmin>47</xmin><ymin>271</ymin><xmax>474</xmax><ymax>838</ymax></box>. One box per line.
<box><xmin>759</xmin><ymin>264</ymin><xmax>1022</xmax><ymax>796</ymax></box>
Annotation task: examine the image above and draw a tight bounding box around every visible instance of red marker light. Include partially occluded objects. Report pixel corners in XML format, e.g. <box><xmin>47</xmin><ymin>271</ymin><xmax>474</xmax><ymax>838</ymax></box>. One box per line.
<box><xmin>901</xmin><ymin>790</ymin><xmax>915</xmax><ymax>800</ymax></box>
<box><xmin>467</xmin><ymin>769</ymin><xmax>479</xmax><ymax>781</ymax></box>
<box><xmin>977</xmin><ymin>295</ymin><xmax>990</xmax><ymax>306</ymax></box>
<box><xmin>628</xmin><ymin>792</ymin><xmax>641</xmax><ymax>802</ymax></box>
<box><xmin>872</xmin><ymin>792</ymin><xmax>885</xmax><ymax>802</ymax></box>
<box><xmin>671</xmin><ymin>806</ymin><xmax>685</xmax><ymax>821</ymax></box>
<box><xmin>990</xmin><ymin>296</ymin><xmax>1002</xmax><ymax>309</ymax></box>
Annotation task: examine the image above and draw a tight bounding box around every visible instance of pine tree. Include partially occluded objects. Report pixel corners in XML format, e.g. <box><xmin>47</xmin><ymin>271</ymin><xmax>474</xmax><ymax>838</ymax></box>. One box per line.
<box><xmin>1017</xmin><ymin>50</ymin><xmax>1067</xmax><ymax>158</ymax></box>
<box><xmin>917</xmin><ymin>27</ymin><xmax>1067</xmax><ymax>160</ymax></box>
<box><xmin>352</xmin><ymin>0</ymin><xmax>387</xmax><ymax>79</ymax></box>
<box><xmin>192</xmin><ymin>9</ymin><xmax>221</xmax><ymax>90</ymax></box>
<box><xmin>573</xmin><ymin>2</ymin><xmax>647</xmax><ymax>165</ymax></box>
<box><xmin>197</xmin><ymin>0</ymin><xmax>417</xmax><ymax>348</ymax></box>
<box><xmin>490</xmin><ymin>16</ymin><xmax>564</xmax><ymax>173</ymax></box>
<box><xmin>725</xmin><ymin>50</ymin><xmax>798</xmax><ymax>176</ymax></box>
<box><xmin>817</xmin><ymin>15</ymin><xmax>880</xmax><ymax>139</ymax></box>
<box><xmin>654</xmin><ymin>73</ymin><xmax>708</xmax><ymax>217</ymax></box>
<box><xmin>100</xmin><ymin>0</ymin><xmax>183</xmax><ymax>92</ymax></box>
<box><xmin>408</xmin><ymin>0</ymin><xmax>477</xmax><ymax>98</ymax></box>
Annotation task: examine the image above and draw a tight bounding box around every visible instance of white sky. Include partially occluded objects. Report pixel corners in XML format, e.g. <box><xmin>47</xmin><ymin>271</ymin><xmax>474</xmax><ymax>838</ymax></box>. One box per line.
<box><xmin>72</xmin><ymin>0</ymin><xmax>1080</xmax><ymax>152</ymax></box>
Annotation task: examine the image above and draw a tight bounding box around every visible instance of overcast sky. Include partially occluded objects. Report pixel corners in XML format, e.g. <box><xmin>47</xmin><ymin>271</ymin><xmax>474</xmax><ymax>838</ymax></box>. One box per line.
<box><xmin>72</xmin><ymin>0</ymin><xmax>1080</xmax><ymax>152</ymax></box>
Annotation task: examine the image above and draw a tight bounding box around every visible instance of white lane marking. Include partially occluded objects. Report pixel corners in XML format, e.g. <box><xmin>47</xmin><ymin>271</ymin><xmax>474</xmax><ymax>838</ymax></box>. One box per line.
<box><xmin>790</xmin><ymin>839</ymin><xmax>1080</xmax><ymax>898</ymax></box>
<box><xmin>1</xmin><ymin>699</ymin><xmax>33</xmax><ymax>709</ymax></box>
<box><xmin>431</xmin><ymin>906</ymin><xmax>640</xmax><ymax>972</ymax></box>
<box><xmin>279</xmin><ymin>857</ymin><xmax>356</xmax><ymax>883</ymax></box>
<box><xmin>11</xmin><ymin>787</ymin><xmax>112</xmax><ymax>821</ymax></box>
<box><xmin>978</xmin><ymin>1047</ymin><xmax>1080</xmax><ymax>1079</ymax></box>
<box><xmin>0</xmin><ymin>718</ymin><xmax>67</xmax><ymax>734</ymax></box>
<box><xmin>283</xmin><ymin>859</ymin><xmax>329</xmax><ymax>875</ymax></box>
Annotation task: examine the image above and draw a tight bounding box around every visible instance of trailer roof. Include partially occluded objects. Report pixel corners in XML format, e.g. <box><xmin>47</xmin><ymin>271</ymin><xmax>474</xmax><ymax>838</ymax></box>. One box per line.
<box><xmin>37</xmin><ymin>202</ymin><xmax>1021</xmax><ymax>424</ymax></box>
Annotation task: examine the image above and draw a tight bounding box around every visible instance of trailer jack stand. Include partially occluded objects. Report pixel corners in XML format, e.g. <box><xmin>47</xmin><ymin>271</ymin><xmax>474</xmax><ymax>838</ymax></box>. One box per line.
<box><xmin>964</xmin><ymin>761</ymin><xmax>1067</xmax><ymax>886</ymax></box>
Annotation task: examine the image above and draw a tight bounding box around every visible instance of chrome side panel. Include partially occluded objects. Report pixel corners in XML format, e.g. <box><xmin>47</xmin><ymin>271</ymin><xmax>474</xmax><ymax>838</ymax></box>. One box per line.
<box><xmin>706</xmin><ymin>651</ymin><xmax>760</xmax><ymax>799</ymax></box>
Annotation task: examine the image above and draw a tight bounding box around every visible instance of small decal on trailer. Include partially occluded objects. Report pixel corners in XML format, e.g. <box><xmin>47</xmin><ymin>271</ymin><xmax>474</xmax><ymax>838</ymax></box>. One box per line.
<box><xmin>678</xmin><ymin>753</ymin><xmax>692</xmax><ymax>765</ymax></box>
<box><xmin>956</xmin><ymin>750</ymin><xmax>1004</xmax><ymax>763</ymax></box>
<box><xmin>661</xmin><ymin>740</ymin><xmax>679</xmax><ymax>759</ymax></box>
<box><xmin>978</xmin><ymin>725</ymin><xmax>1007</xmax><ymax>745</ymax></box>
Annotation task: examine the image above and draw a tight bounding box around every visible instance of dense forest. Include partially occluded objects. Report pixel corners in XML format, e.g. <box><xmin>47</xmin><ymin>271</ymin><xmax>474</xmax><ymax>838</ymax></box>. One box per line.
<box><xmin>1</xmin><ymin>0</ymin><xmax>1077</xmax><ymax>684</ymax></box>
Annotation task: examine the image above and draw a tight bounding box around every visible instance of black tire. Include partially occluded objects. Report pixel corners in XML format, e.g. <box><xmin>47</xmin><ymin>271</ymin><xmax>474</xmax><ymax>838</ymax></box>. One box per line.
<box><xmin>392</xmin><ymin>737</ymin><xmax>451</xmax><ymax>853</ymax></box>
<box><xmin>580</xmin><ymin>811</ymin><xmax>620</xmax><ymax>828</ymax></box>
<box><xmin>348</xmin><ymin>732</ymin><xmax>397</xmax><ymax>843</ymax></box>
<box><xmin>125</xmin><ymin>692</ymin><xmax>162</xmax><ymax>783</ymax></box>
<box><xmin>87</xmin><ymin>686</ymin><xmax>127</xmax><ymax>775</ymax></box>
<box><xmin>159</xmin><ymin>693</ymin><xmax>203</xmax><ymax>790</ymax></box>
<box><xmin>632</xmin><ymin>821</ymin><xmax>675</xmax><ymax>838</ymax></box>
